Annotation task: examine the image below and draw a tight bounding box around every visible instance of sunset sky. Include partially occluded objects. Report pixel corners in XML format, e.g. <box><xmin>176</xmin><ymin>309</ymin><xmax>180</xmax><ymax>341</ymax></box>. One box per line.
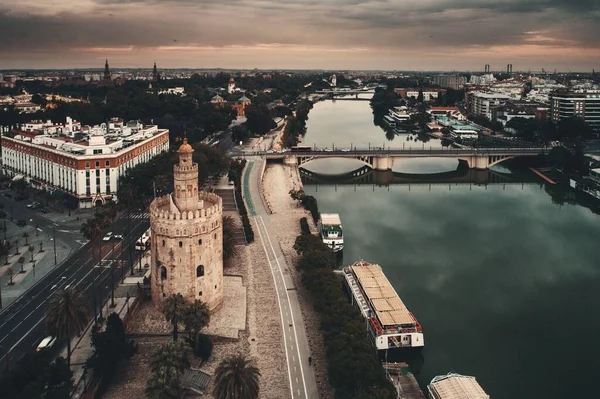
<box><xmin>1</xmin><ymin>0</ymin><xmax>599</xmax><ymax>71</ymax></box>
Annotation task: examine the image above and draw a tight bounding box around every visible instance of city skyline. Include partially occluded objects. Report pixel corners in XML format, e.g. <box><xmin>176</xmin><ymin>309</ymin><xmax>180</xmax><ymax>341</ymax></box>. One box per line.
<box><xmin>0</xmin><ymin>0</ymin><xmax>599</xmax><ymax>71</ymax></box>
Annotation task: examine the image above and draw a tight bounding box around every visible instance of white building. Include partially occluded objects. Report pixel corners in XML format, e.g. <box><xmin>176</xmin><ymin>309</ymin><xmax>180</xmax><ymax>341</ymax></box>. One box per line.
<box><xmin>331</xmin><ymin>74</ymin><xmax>337</xmax><ymax>87</ymax></box>
<box><xmin>467</xmin><ymin>92</ymin><xmax>511</xmax><ymax>119</ymax></box>
<box><xmin>158</xmin><ymin>87</ymin><xmax>185</xmax><ymax>96</ymax></box>
<box><xmin>2</xmin><ymin>120</ymin><xmax>169</xmax><ymax>208</ymax></box>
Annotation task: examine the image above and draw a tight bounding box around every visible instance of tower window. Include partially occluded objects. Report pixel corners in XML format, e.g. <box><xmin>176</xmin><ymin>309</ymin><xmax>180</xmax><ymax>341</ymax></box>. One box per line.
<box><xmin>214</xmin><ymin>233</ymin><xmax>216</xmax><ymax>239</ymax></box>
<box><xmin>160</xmin><ymin>266</ymin><xmax>167</xmax><ymax>280</ymax></box>
<box><xmin>196</xmin><ymin>265</ymin><xmax>204</xmax><ymax>277</ymax></box>
<box><xmin>179</xmin><ymin>241</ymin><xmax>183</xmax><ymax>247</ymax></box>
<box><xmin>199</xmin><ymin>291</ymin><xmax>202</xmax><ymax>296</ymax></box>
<box><xmin>162</xmin><ymin>240</ymin><xmax>165</xmax><ymax>247</ymax></box>
<box><xmin>198</xmin><ymin>239</ymin><xmax>202</xmax><ymax>245</ymax></box>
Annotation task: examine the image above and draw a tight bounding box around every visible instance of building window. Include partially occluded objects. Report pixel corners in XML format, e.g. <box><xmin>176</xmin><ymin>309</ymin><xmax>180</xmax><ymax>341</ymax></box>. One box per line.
<box><xmin>198</xmin><ymin>239</ymin><xmax>202</xmax><ymax>245</ymax></box>
<box><xmin>93</xmin><ymin>149</ymin><xmax>102</xmax><ymax>154</ymax></box>
<box><xmin>105</xmin><ymin>168</ymin><xmax>110</xmax><ymax>175</ymax></box>
<box><xmin>196</xmin><ymin>265</ymin><xmax>204</xmax><ymax>277</ymax></box>
<box><xmin>179</xmin><ymin>241</ymin><xmax>183</xmax><ymax>247</ymax></box>
<box><xmin>214</xmin><ymin>233</ymin><xmax>216</xmax><ymax>239</ymax></box>
<box><xmin>214</xmin><ymin>284</ymin><xmax>217</xmax><ymax>289</ymax></box>
<box><xmin>85</xmin><ymin>161</ymin><xmax>90</xmax><ymax>168</ymax></box>
<box><xmin>96</xmin><ymin>169</ymin><xmax>100</xmax><ymax>176</ymax></box>
<box><xmin>160</xmin><ymin>266</ymin><xmax>167</xmax><ymax>280</ymax></box>
<box><xmin>105</xmin><ymin>161</ymin><xmax>110</xmax><ymax>167</ymax></box>
<box><xmin>85</xmin><ymin>170</ymin><xmax>90</xmax><ymax>177</ymax></box>
<box><xmin>95</xmin><ymin>161</ymin><xmax>100</xmax><ymax>168</ymax></box>
<box><xmin>199</xmin><ymin>291</ymin><xmax>202</xmax><ymax>296</ymax></box>
<box><xmin>162</xmin><ymin>240</ymin><xmax>165</xmax><ymax>247</ymax></box>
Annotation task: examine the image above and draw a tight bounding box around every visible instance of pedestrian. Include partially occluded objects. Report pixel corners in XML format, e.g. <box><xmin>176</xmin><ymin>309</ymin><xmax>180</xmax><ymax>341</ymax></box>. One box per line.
<box><xmin>308</xmin><ymin>356</ymin><xmax>312</xmax><ymax>366</ymax></box>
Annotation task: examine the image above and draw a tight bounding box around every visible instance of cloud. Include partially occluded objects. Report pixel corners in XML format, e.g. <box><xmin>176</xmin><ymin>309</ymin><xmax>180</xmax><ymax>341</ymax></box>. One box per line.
<box><xmin>0</xmin><ymin>0</ymin><xmax>598</xmax><ymax>69</ymax></box>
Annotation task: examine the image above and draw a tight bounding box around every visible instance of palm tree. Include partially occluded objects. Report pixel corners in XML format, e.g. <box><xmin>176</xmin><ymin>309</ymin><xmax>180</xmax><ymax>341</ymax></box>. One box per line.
<box><xmin>152</xmin><ymin>175</ymin><xmax>169</xmax><ymax>197</ymax></box>
<box><xmin>213</xmin><ymin>355</ymin><xmax>261</xmax><ymax>399</ymax></box>
<box><xmin>22</xmin><ymin>232</ymin><xmax>29</xmax><ymax>245</ymax></box>
<box><xmin>222</xmin><ymin>216</ymin><xmax>238</xmax><ymax>261</ymax></box>
<box><xmin>45</xmin><ymin>287</ymin><xmax>89</xmax><ymax>365</ymax></box>
<box><xmin>162</xmin><ymin>294</ymin><xmax>187</xmax><ymax>342</ymax></box>
<box><xmin>145</xmin><ymin>340</ymin><xmax>191</xmax><ymax>399</ymax></box>
<box><xmin>182</xmin><ymin>300</ymin><xmax>210</xmax><ymax>344</ymax></box>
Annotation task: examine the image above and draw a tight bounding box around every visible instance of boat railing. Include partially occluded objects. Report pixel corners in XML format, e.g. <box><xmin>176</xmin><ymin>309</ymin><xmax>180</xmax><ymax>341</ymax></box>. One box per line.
<box><xmin>343</xmin><ymin>269</ymin><xmax>371</xmax><ymax>318</ymax></box>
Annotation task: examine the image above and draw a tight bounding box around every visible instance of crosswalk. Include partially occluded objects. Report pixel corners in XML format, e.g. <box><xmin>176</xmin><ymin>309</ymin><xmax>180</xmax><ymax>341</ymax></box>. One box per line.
<box><xmin>128</xmin><ymin>212</ymin><xmax>149</xmax><ymax>220</ymax></box>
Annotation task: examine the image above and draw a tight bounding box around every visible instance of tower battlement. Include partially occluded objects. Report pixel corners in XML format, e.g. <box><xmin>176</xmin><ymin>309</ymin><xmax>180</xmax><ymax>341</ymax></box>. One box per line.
<box><xmin>149</xmin><ymin>192</ymin><xmax>222</xmax><ymax>222</ymax></box>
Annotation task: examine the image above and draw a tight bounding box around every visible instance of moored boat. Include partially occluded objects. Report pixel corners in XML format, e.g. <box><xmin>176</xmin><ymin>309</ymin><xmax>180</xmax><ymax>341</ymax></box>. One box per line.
<box><xmin>343</xmin><ymin>260</ymin><xmax>424</xmax><ymax>351</ymax></box>
<box><xmin>318</xmin><ymin>213</ymin><xmax>344</xmax><ymax>252</ymax></box>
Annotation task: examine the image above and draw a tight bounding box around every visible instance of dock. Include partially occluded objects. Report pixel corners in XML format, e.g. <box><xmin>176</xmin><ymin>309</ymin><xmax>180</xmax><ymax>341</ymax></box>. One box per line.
<box><xmin>530</xmin><ymin>167</ymin><xmax>557</xmax><ymax>184</ymax></box>
<box><xmin>383</xmin><ymin>362</ymin><xmax>425</xmax><ymax>399</ymax></box>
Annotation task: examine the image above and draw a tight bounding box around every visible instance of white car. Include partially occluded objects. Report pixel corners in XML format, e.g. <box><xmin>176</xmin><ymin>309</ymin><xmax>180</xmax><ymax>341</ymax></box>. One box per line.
<box><xmin>103</xmin><ymin>232</ymin><xmax>113</xmax><ymax>241</ymax></box>
<box><xmin>113</xmin><ymin>234</ymin><xmax>124</xmax><ymax>240</ymax></box>
<box><xmin>36</xmin><ymin>336</ymin><xmax>57</xmax><ymax>351</ymax></box>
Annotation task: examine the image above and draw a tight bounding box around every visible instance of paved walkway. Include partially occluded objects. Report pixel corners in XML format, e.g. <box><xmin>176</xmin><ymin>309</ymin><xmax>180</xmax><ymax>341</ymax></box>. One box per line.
<box><xmin>243</xmin><ymin>157</ymin><xmax>319</xmax><ymax>399</ymax></box>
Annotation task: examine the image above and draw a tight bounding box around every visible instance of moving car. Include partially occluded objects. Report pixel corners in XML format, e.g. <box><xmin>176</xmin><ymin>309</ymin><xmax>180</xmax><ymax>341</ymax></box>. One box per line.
<box><xmin>103</xmin><ymin>232</ymin><xmax>113</xmax><ymax>241</ymax></box>
<box><xmin>113</xmin><ymin>234</ymin><xmax>124</xmax><ymax>240</ymax></box>
<box><xmin>36</xmin><ymin>336</ymin><xmax>57</xmax><ymax>351</ymax></box>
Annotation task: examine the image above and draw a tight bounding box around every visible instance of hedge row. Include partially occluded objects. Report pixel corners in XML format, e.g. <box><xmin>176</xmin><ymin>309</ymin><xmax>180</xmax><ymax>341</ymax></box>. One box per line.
<box><xmin>299</xmin><ymin>217</ymin><xmax>311</xmax><ymax>235</ymax></box>
<box><xmin>294</xmin><ymin>234</ymin><xmax>396</xmax><ymax>399</ymax></box>
<box><xmin>230</xmin><ymin>159</ymin><xmax>255</xmax><ymax>243</ymax></box>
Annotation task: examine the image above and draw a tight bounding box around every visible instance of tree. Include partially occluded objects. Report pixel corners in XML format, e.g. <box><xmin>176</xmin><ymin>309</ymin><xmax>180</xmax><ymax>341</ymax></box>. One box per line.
<box><xmin>145</xmin><ymin>340</ymin><xmax>191</xmax><ymax>399</ymax></box>
<box><xmin>213</xmin><ymin>354</ymin><xmax>261</xmax><ymax>399</ymax></box>
<box><xmin>416</xmin><ymin>88</ymin><xmax>424</xmax><ymax>103</ymax></box>
<box><xmin>22</xmin><ymin>232</ymin><xmax>29</xmax><ymax>245</ymax></box>
<box><xmin>6</xmin><ymin>266</ymin><xmax>14</xmax><ymax>285</ymax></box>
<box><xmin>557</xmin><ymin>116</ymin><xmax>593</xmax><ymax>143</ymax></box>
<box><xmin>0</xmin><ymin>351</ymin><xmax>73</xmax><ymax>399</ymax></box>
<box><xmin>162</xmin><ymin>293</ymin><xmax>187</xmax><ymax>341</ymax></box>
<box><xmin>222</xmin><ymin>215</ymin><xmax>238</xmax><ymax>261</ymax></box>
<box><xmin>182</xmin><ymin>299</ymin><xmax>210</xmax><ymax>347</ymax></box>
<box><xmin>152</xmin><ymin>175</ymin><xmax>169</xmax><ymax>196</ymax></box>
<box><xmin>245</xmin><ymin>105</ymin><xmax>276</xmax><ymax>135</ymax></box>
<box><xmin>87</xmin><ymin>313</ymin><xmax>136</xmax><ymax>380</ymax></box>
<box><xmin>17</xmin><ymin>256</ymin><xmax>25</xmax><ymax>273</ymax></box>
<box><xmin>293</xmin><ymin>234</ymin><xmax>324</xmax><ymax>255</ymax></box>
<box><xmin>28</xmin><ymin>244</ymin><xmax>35</xmax><ymax>262</ymax></box>
<box><xmin>45</xmin><ymin>287</ymin><xmax>90</xmax><ymax>365</ymax></box>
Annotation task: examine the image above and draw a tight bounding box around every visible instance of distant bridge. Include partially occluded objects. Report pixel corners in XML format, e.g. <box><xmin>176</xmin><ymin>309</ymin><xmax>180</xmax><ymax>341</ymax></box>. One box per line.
<box><xmin>299</xmin><ymin>166</ymin><xmax>540</xmax><ymax>186</ymax></box>
<box><xmin>269</xmin><ymin>147</ymin><xmax>546</xmax><ymax>171</ymax></box>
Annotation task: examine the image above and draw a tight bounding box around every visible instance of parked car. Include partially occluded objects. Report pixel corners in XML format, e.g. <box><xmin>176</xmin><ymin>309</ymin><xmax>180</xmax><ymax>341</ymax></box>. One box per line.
<box><xmin>16</xmin><ymin>219</ymin><xmax>26</xmax><ymax>227</ymax></box>
<box><xmin>39</xmin><ymin>208</ymin><xmax>48</xmax><ymax>213</ymax></box>
<box><xmin>36</xmin><ymin>336</ymin><xmax>57</xmax><ymax>351</ymax></box>
<box><xmin>103</xmin><ymin>232</ymin><xmax>113</xmax><ymax>241</ymax></box>
<box><xmin>26</xmin><ymin>202</ymin><xmax>41</xmax><ymax>209</ymax></box>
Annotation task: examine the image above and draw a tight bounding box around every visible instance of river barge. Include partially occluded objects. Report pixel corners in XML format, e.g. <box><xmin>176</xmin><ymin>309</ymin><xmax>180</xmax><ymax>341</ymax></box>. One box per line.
<box><xmin>318</xmin><ymin>213</ymin><xmax>344</xmax><ymax>252</ymax></box>
<box><xmin>343</xmin><ymin>260</ymin><xmax>424</xmax><ymax>350</ymax></box>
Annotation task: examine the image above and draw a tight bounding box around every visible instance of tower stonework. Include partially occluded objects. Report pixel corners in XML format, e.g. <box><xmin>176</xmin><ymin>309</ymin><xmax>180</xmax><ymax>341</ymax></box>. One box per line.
<box><xmin>149</xmin><ymin>139</ymin><xmax>223</xmax><ymax>311</ymax></box>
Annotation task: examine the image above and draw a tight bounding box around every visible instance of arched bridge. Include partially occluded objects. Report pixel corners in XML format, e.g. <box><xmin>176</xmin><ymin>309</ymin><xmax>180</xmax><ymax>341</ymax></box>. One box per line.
<box><xmin>275</xmin><ymin>147</ymin><xmax>545</xmax><ymax>170</ymax></box>
<box><xmin>299</xmin><ymin>166</ymin><xmax>538</xmax><ymax>186</ymax></box>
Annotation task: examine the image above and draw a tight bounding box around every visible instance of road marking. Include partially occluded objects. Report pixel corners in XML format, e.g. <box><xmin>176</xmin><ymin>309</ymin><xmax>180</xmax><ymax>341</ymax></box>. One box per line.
<box><xmin>258</xmin><ymin>216</ymin><xmax>308</xmax><ymax>398</ymax></box>
<box><xmin>254</xmin><ymin>215</ymin><xmax>296</xmax><ymax>399</ymax></box>
<box><xmin>0</xmin><ymin>317</ymin><xmax>44</xmax><ymax>363</ymax></box>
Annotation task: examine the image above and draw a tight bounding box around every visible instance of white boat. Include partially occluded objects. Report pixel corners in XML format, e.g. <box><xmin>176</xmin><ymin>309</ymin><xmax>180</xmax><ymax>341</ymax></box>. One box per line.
<box><xmin>343</xmin><ymin>260</ymin><xmax>424</xmax><ymax>351</ymax></box>
<box><xmin>318</xmin><ymin>213</ymin><xmax>344</xmax><ymax>252</ymax></box>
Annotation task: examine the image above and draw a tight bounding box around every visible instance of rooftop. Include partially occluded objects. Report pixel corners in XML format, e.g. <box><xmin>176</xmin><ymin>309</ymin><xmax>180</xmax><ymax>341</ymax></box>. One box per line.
<box><xmin>320</xmin><ymin>213</ymin><xmax>341</xmax><ymax>226</ymax></box>
<box><xmin>428</xmin><ymin>373</ymin><xmax>489</xmax><ymax>399</ymax></box>
<box><xmin>349</xmin><ymin>261</ymin><xmax>414</xmax><ymax>326</ymax></box>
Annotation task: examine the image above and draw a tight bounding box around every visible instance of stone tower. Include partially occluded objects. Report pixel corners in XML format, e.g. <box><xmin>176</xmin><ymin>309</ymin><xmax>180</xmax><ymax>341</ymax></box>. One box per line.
<box><xmin>152</xmin><ymin>61</ymin><xmax>159</xmax><ymax>83</ymax></box>
<box><xmin>103</xmin><ymin>59</ymin><xmax>111</xmax><ymax>81</ymax></box>
<box><xmin>149</xmin><ymin>139</ymin><xmax>224</xmax><ymax>311</ymax></box>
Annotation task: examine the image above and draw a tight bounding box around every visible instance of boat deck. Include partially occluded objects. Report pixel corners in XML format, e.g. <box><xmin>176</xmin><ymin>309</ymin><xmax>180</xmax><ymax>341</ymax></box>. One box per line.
<box><xmin>349</xmin><ymin>261</ymin><xmax>415</xmax><ymax>327</ymax></box>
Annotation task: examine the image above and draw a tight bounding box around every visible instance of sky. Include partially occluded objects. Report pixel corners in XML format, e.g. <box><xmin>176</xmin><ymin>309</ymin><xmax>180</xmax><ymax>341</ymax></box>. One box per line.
<box><xmin>0</xmin><ymin>0</ymin><xmax>599</xmax><ymax>71</ymax></box>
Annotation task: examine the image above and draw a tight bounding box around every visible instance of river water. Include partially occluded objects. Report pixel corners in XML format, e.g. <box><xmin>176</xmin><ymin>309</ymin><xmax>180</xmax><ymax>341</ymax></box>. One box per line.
<box><xmin>300</xmin><ymin>97</ymin><xmax>600</xmax><ymax>398</ymax></box>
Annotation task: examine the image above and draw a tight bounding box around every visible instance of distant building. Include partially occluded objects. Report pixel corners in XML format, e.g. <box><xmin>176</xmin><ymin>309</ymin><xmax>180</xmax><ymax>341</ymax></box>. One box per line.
<box><xmin>232</xmin><ymin>95</ymin><xmax>252</xmax><ymax>117</ymax></box>
<box><xmin>103</xmin><ymin>59</ymin><xmax>111</xmax><ymax>81</ymax></box>
<box><xmin>227</xmin><ymin>77</ymin><xmax>235</xmax><ymax>94</ymax></box>
<box><xmin>550</xmin><ymin>89</ymin><xmax>600</xmax><ymax>132</ymax></box>
<box><xmin>152</xmin><ymin>62</ymin><xmax>159</xmax><ymax>83</ymax></box>
<box><xmin>428</xmin><ymin>373</ymin><xmax>489</xmax><ymax>399</ymax></box>
<box><xmin>331</xmin><ymin>74</ymin><xmax>337</xmax><ymax>87</ymax></box>
<box><xmin>158</xmin><ymin>87</ymin><xmax>185</xmax><ymax>96</ymax></box>
<box><xmin>432</xmin><ymin>74</ymin><xmax>467</xmax><ymax>90</ymax></box>
<box><xmin>1</xmin><ymin>120</ymin><xmax>169</xmax><ymax>208</ymax></box>
<box><xmin>491</xmin><ymin>100</ymin><xmax>547</xmax><ymax>126</ymax></box>
<box><xmin>394</xmin><ymin>88</ymin><xmax>446</xmax><ymax>102</ymax></box>
<box><xmin>466</xmin><ymin>92</ymin><xmax>511</xmax><ymax>119</ymax></box>
<box><xmin>13</xmin><ymin>103</ymin><xmax>41</xmax><ymax>114</ymax></box>
<box><xmin>210</xmin><ymin>94</ymin><xmax>225</xmax><ymax>108</ymax></box>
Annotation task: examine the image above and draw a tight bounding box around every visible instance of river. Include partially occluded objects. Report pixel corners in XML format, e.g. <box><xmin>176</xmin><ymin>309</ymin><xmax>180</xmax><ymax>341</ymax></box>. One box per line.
<box><xmin>300</xmin><ymin>97</ymin><xmax>600</xmax><ymax>398</ymax></box>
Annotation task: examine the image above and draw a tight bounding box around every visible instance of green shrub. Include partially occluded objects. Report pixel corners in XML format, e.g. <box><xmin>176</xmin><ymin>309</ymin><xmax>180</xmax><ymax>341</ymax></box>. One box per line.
<box><xmin>299</xmin><ymin>217</ymin><xmax>311</xmax><ymax>235</ymax></box>
<box><xmin>194</xmin><ymin>333</ymin><xmax>213</xmax><ymax>361</ymax></box>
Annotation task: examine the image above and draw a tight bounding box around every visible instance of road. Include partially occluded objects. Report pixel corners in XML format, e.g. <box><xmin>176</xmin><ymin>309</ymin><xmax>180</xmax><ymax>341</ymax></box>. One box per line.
<box><xmin>244</xmin><ymin>158</ymin><xmax>319</xmax><ymax>399</ymax></box>
<box><xmin>0</xmin><ymin>211</ymin><xmax>150</xmax><ymax>373</ymax></box>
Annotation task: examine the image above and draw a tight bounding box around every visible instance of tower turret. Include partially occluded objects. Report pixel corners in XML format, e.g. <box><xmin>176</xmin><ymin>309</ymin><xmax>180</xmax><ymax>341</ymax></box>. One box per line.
<box><xmin>152</xmin><ymin>61</ymin><xmax>159</xmax><ymax>83</ymax></box>
<box><xmin>173</xmin><ymin>138</ymin><xmax>199</xmax><ymax>213</ymax></box>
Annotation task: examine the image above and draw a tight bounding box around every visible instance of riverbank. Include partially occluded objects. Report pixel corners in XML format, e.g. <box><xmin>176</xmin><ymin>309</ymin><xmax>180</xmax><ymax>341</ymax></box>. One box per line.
<box><xmin>262</xmin><ymin>163</ymin><xmax>334</xmax><ymax>399</ymax></box>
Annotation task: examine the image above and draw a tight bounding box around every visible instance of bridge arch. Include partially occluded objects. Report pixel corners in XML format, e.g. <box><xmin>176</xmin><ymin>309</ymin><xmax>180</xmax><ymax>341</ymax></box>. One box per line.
<box><xmin>298</xmin><ymin>155</ymin><xmax>374</xmax><ymax>169</ymax></box>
